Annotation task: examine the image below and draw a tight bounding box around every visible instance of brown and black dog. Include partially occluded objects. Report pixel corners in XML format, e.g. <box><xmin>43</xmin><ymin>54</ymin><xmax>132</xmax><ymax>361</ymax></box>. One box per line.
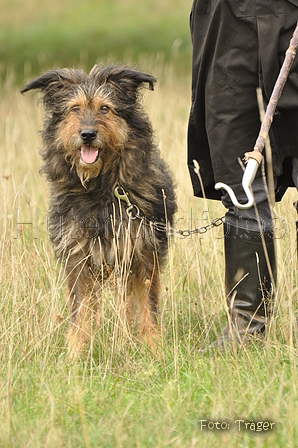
<box><xmin>22</xmin><ymin>64</ymin><xmax>177</xmax><ymax>356</ymax></box>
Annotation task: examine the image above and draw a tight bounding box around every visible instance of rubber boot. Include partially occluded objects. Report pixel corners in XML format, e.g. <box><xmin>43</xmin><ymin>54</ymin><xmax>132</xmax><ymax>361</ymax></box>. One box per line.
<box><xmin>206</xmin><ymin>222</ymin><xmax>277</xmax><ymax>352</ymax></box>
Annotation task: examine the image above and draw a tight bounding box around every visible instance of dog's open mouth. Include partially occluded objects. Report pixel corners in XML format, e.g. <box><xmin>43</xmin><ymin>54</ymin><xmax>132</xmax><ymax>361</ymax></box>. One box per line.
<box><xmin>80</xmin><ymin>145</ymin><xmax>100</xmax><ymax>164</ymax></box>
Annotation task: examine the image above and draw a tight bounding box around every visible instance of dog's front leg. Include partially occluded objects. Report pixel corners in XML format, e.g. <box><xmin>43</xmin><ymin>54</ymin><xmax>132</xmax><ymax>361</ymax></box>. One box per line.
<box><xmin>130</xmin><ymin>265</ymin><xmax>161</xmax><ymax>353</ymax></box>
<box><xmin>65</xmin><ymin>256</ymin><xmax>98</xmax><ymax>358</ymax></box>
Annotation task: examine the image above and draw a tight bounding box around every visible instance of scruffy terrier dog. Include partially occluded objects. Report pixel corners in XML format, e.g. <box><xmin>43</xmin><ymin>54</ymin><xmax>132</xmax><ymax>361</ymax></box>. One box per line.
<box><xmin>21</xmin><ymin>64</ymin><xmax>177</xmax><ymax>356</ymax></box>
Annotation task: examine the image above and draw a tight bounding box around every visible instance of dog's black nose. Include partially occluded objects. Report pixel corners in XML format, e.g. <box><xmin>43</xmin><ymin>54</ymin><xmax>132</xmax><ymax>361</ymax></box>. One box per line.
<box><xmin>80</xmin><ymin>129</ymin><xmax>97</xmax><ymax>144</ymax></box>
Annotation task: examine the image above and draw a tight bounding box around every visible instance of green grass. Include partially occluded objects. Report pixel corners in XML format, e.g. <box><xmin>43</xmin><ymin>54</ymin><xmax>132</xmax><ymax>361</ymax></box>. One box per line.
<box><xmin>0</xmin><ymin>0</ymin><xmax>192</xmax><ymax>85</ymax></box>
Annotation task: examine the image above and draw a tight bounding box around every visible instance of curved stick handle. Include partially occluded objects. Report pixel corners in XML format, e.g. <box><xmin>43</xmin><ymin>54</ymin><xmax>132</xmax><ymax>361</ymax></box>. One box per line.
<box><xmin>214</xmin><ymin>158</ymin><xmax>259</xmax><ymax>210</ymax></box>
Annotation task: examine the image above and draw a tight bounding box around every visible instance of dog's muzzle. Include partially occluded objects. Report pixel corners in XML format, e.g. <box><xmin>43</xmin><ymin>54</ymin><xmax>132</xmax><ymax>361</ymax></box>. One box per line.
<box><xmin>80</xmin><ymin>129</ymin><xmax>99</xmax><ymax>164</ymax></box>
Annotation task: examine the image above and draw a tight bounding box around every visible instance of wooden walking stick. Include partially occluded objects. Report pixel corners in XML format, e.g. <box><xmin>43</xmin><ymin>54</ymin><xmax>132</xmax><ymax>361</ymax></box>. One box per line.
<box><xmin>214</xmin><ymin>21</ymin><xmax>298</xmax><ymax>210</ymax></box>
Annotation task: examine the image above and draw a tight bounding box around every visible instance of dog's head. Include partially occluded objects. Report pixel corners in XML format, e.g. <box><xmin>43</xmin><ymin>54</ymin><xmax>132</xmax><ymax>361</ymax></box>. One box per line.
<box><xmin>21</xmin><ymin>65</ymin><xmax>156</xmax><ymax>187</ymax></box>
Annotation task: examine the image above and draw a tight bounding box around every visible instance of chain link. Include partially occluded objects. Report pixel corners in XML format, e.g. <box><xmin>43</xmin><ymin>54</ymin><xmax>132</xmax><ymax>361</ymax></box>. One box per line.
<box><xmin>114</xmin><ymin>184</ymin><xmax>225</xmax><ymax>238</ymax></box>
<box><xmin>134</xmin><ymin>214</ymin><xmax>225</xmax><ymax>238</ymax></box>
<box><xmin>167</xmin><ymin>216</ymin><xmax>225</xmax><ymax>237</ymax></box>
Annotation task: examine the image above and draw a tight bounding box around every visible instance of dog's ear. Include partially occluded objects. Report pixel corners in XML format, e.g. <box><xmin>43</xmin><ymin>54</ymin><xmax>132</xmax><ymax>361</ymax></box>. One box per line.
<box><xmin>20</xmin><ymin>70</ymin><xmax>65</xmax><ymax>94</ymax></box>
<box><xmin>91</xmin><ymin>65</ymin><xmax>157</xmax><ymax>105</ymax></box>
<box><xmin>21</xmin><ymin>70</ymin><xmax>70</xmax><ymax>113</ymax></box>
<box><xmin>108</xmin><ymin>67</ymin><xmax>157</xmax><ymax>107</ymax></box>
<box><xmin>107</xmin><ymin>68</ymin><xmax>157</xmax><ymax>92</ymax></box>
<box><xmin>21</xmin><ymin>68</ymin><xmax>87</xmax><ymax>93</ymax></box>
<box><xmin>90</xmin><ymin>65</ymin><xmax>157</xmax><ymax>94</ymax></box>
<box><xmin>21</xmin><ymin>69</ymin><xmax>86</xmax><ymax>113</ymax></box>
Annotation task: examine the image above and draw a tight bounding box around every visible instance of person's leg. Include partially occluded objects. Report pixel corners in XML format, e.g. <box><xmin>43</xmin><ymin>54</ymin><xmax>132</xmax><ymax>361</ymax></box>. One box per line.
<box><xmin>206</xmin><ymin>177</ymin><xmax>277</xmax><ymax>351</ymax></box>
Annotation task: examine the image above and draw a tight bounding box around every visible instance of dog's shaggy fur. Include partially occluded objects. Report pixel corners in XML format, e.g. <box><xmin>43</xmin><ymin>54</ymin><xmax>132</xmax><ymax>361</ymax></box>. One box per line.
<box><xmin>21</xmin><ymin>64</ymin><xmax>177</xmax><ymax>355</ymax></box>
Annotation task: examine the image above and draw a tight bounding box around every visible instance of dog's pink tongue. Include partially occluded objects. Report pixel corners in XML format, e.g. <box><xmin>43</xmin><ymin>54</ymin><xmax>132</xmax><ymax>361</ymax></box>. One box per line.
<box><xmin>80</xmin><ymin>145</ymin><xmax>99</xmax><ymax>164</ymax></box>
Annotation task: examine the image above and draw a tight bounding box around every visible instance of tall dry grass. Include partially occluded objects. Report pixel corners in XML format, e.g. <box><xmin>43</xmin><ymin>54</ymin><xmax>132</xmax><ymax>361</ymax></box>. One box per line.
<box><xmin>0</xmin><ymin>63</ymin><xmax>298</xmax><ymax>447</ymax></box>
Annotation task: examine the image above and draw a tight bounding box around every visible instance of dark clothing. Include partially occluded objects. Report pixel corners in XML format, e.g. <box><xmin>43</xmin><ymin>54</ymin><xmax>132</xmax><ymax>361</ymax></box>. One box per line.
<box><xmin>188</xmin><ymin>0</ymin><xmax>298</xmax><ymax>201</ymax></box>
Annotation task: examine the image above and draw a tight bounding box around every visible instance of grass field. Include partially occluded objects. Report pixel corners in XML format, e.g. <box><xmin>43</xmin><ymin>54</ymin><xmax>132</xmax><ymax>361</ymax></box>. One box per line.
<box><xmin>1</xmin><ymin>0</ymin><xmax>298</xmax><ymax>447</ymax></box>
<box><xmin>1</xmin><ymin>62</ymin><xmax>298</xmax><ymax>448</ymax></box>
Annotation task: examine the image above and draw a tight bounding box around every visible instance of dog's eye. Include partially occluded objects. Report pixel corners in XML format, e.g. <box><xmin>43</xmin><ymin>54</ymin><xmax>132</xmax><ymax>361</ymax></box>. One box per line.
<box><xmin>100</xmin><ymin>105</ymin><xmax>110</xmax><ymax>114</ymax></box>
<box><xmin>70</xmin><ymin>106</ymin><xmax>81</xmax><ymax>113</ymax></box>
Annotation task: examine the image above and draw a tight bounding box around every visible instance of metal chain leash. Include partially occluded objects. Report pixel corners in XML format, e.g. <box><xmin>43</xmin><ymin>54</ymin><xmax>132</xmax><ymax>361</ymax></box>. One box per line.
<box><xmin>114</xmin><ymin>185</ymin><xmax>225</xmax><ymax>238</ymax></box>
<box><xmin>167</xmin><ymin>216</ymin><xmax>225</xmax><ymax>237</ymax></box>
<box><xmin>144</xmin><ymin>216</ymin><xmax>225</xmax><ymax>237</ymax></box>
